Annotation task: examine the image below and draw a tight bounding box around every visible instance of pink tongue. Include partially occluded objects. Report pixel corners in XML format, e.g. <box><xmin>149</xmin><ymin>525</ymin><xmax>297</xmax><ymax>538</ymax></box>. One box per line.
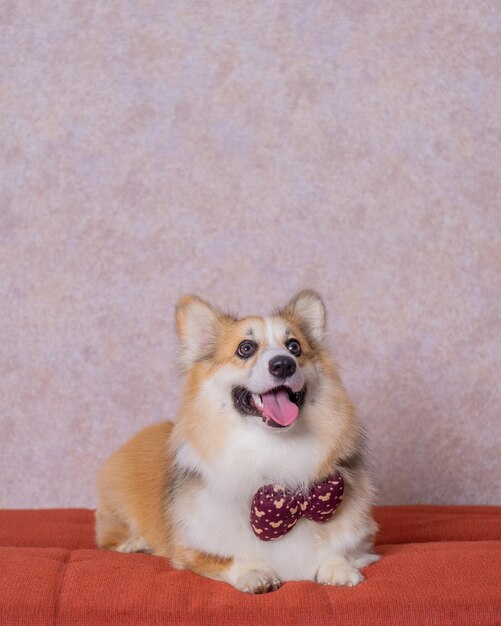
<box><xmin>261</xmin><ymin>389</ymin><xmax>299</xmax><ymax>426</ymax></box>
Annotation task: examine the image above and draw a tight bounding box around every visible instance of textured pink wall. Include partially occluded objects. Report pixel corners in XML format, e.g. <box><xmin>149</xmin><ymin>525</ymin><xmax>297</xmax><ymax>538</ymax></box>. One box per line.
<box><xmin>1</xmin><ymin>1</ymin><xmax>500</xmax><ymax>508</ymax></box>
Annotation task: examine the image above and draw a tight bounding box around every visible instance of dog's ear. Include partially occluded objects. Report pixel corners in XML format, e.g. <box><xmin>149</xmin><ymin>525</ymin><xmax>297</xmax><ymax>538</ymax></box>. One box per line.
<box><xmin>278</xmin><ymin>290</ymin><xmax>326</xmax><ymax>345</ymax></box>
<box><xmin>175</xmin><ymin>295</ymin><xmax>224</xmax><ymax>369</ymax></box>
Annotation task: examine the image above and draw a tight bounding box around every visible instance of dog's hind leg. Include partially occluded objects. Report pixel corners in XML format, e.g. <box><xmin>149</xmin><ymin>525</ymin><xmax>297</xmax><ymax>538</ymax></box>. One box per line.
<box><xmin>95</xmin><ymin>508</ymin><xmax>130</xmax><ymax>551</ymax></box>
<box><xmin>116</xmin><ymin>535</ymin><xmax>152</xmax><ymax>554</ymax></box>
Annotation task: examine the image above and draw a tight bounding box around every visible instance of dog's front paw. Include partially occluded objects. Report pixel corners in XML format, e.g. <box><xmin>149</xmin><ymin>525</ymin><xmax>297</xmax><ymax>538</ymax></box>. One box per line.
<box><xmin>226</xmin><ymin>562</ymin><xmax>281</xmax><ymax>594</ymax></box>
<box><xmin>316</xmin><ymin>556</ymin><xmax>365</xmax><ymax>587</ymax></box>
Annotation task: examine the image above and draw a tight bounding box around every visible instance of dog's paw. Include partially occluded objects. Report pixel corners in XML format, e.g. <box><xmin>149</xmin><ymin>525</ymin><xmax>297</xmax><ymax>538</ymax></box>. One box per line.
<box><xmin>116</xmin><ymin>536</ymin><xmax>152</xmax><ymax>554</ymax></box>
<box><xmin>352</xmin><ymin>552</ymin><xmax>380</xmax><ymax>569</ymax></box>
<box><xmin>316</xmin><ymin>556</ymin><xmax>365</xmax><ymax>587</ymax></box>
<box><xmin>227</xmin><ymin>562</ymin><xmax>281</xmax><ymax>594</ymax></box>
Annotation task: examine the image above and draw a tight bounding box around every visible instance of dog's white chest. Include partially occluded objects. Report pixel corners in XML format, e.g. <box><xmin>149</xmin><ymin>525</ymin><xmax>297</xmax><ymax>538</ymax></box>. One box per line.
<box><xmin>176</xmin><ymin>482</ymin><xmax>330</xmax><ymax>581</ymax></box>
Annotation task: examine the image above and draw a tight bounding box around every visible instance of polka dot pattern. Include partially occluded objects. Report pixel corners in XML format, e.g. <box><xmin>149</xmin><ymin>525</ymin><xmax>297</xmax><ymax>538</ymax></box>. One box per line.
<box><xmin>250</xmin><ymin>472</ymin><xmax>344</xmax><ymax>541</ymax></box>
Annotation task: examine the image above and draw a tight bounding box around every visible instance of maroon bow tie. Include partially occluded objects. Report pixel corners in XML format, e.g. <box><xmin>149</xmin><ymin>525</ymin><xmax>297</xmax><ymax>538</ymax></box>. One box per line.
<box><xmin>250</xmin><ymin>471</ymin><xmax>344</xmax><ymax>541</ymax></box>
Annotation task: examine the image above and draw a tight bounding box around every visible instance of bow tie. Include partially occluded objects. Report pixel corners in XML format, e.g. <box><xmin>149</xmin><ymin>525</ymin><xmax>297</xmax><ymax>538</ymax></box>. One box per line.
<box><xmin>250</xmin><ymin>472</ymin><xmax>344</xmax><ymax>541</ymax></box>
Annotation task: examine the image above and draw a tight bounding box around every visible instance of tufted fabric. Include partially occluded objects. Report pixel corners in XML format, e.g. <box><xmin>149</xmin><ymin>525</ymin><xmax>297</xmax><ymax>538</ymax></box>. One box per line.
<box><xmin>0</xmin><ymin>506</ymin><xmax>500</xmax><ymax>625</ymax></box>
<box><xmin>250</xmin><ymin>472</ymin><xmax>344</xmax><ymax>540</ymax></box>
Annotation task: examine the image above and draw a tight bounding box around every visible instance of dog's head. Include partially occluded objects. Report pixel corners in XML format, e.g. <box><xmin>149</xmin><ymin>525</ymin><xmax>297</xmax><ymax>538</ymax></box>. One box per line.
<box><xmin>175</xmin><ymin>291</ymin><xmax>331</xmax><ymax>432</ymax></box>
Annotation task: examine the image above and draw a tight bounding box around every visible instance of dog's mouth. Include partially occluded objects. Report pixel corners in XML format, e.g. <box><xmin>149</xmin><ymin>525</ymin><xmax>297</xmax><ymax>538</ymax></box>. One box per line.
<box><xmin>232</xmin><ymin>385</ymin><xmax>306</xmax><ymax>429</ymax></box>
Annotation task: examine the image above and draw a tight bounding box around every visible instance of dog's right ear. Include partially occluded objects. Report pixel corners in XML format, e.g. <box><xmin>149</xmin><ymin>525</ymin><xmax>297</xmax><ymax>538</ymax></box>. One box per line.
<box><xmin>175</xmin><ymin>295</ymin><xmax>222</xmax><ymax>369</ymax></box>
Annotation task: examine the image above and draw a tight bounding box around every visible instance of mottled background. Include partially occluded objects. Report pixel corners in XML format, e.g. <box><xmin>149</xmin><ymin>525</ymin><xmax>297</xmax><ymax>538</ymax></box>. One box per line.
<box><xmin>1</xmin><ymin>1</ymin><xmax>500</xmax><ymax>508</ymax></box>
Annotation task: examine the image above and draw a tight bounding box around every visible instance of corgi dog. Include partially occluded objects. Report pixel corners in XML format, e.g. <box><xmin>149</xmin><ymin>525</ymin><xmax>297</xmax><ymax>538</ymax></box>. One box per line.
<box><xmin>96</xmin><ymin>291</ymin><xmax>379</xmax><ymax>593</ymax></box>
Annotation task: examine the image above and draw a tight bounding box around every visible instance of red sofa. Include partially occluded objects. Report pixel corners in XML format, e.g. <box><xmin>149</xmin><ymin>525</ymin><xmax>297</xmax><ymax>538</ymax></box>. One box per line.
<box><xmin>0</xmin><ymin>506</ymin><xmax>500</xmax><ymax>625</ymax></box>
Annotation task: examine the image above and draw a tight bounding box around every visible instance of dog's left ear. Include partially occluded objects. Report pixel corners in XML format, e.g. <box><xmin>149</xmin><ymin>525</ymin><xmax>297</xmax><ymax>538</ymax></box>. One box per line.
<box><xmin>279</xmin><ymin>290</ymin><xmax>326</xmax><ymax>345</ymax></box>
<box><xmin>175</xmin><ymin>295</ymin><xmax>223</xmax><ymax>369</ymax></box>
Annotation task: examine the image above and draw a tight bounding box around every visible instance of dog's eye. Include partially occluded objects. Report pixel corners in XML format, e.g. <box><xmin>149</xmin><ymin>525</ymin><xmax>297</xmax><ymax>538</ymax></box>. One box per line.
<box><xmin>236</xmin><ymin>340</ymin><xmax>257</xmax><ymax>359</ymax></box>
<box><xmin>286</xmin><ymin>339</ymin><xmax>302</xmax><ymax>357</ymax></box>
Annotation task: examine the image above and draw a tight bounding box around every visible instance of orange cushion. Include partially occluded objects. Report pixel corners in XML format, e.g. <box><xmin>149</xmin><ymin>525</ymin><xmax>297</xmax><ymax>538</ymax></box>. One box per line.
<box><xmin>0</xmin><ymin>506</ymin><xmax>500</xmax><ymax>625</ymax></box>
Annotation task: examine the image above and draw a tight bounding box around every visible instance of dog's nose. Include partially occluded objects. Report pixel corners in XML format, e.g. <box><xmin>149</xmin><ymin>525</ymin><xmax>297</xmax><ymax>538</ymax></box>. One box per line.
<box><xmin>268</xmin><ymin>355</ymin><xmax>296</xmax><ymax>379</ymax></box>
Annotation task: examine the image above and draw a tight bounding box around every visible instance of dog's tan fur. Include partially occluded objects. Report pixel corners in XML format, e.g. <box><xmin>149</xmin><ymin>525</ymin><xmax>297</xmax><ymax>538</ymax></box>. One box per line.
<box><xmin>96</xmin><ymin>291</ymin><xmax>378</xmax><ymax>592</ymax></box>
